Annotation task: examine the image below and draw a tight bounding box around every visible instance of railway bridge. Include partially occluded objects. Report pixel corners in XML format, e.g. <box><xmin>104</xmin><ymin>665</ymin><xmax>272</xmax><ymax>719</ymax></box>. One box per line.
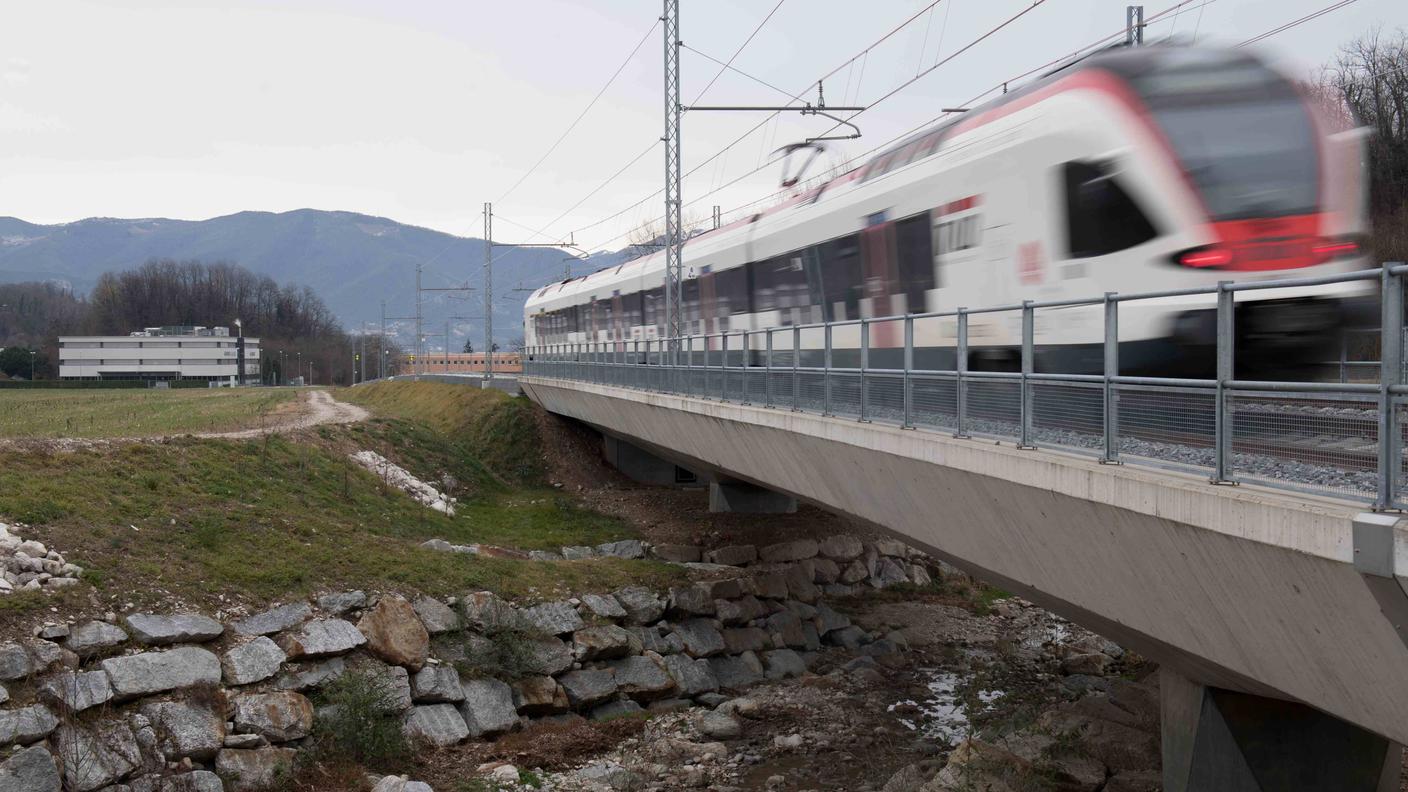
<box><xmin>521</xmin><ymin>265</ymin><xmax>1408</xmax><ymax>791</ymax></box>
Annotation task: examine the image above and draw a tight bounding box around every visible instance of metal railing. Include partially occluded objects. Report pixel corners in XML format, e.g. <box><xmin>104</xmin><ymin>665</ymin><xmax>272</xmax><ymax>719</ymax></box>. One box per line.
<box><xmin>525</xmin><ymin>263</ymin><xmax>1408</xmax><ymax>510</ymax></box>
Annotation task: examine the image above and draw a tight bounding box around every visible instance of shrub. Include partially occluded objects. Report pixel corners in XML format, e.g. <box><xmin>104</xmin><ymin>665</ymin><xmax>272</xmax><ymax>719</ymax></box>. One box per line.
<box><xmin>303</xmin><ymin>671</ymin><xmax>409</xmax><ymax>771</ymax></box>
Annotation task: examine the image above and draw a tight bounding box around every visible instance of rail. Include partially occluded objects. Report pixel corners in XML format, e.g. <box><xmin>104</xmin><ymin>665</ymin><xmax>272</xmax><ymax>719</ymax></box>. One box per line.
<box><xmin>524</xmin><ymin>263</ymin><xmax>1408</xmax><ymax>510</ymax></box>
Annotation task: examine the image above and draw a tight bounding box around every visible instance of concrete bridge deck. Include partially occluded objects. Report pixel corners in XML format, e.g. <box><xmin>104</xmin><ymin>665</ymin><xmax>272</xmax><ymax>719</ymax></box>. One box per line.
<box><xmin>521</xmin><ymin>373</ymin><xmax>1408</xmax><ymax>791</ymax></box>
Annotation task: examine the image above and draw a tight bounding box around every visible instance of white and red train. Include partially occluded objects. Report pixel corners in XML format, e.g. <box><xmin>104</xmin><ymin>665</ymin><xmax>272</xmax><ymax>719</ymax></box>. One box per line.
<box><xmin>524</xmin><ymin>44</ymin><xmax>1372</xmax><ymax>374</ymax></box>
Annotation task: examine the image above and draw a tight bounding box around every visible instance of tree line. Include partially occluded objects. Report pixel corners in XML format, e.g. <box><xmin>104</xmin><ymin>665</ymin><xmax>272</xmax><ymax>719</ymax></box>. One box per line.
<box><xmin>0</xmin><ymin>259</ymin><xmax>399</xmax><ymax>384</ymax></box>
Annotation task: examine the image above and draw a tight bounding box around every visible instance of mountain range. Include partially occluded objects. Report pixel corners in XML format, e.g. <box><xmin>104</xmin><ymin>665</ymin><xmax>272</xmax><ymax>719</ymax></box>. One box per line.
<box><xmin>0</xmin><ymin>209</ymin><xmax>623</xmax><ymax>349</ymax></box>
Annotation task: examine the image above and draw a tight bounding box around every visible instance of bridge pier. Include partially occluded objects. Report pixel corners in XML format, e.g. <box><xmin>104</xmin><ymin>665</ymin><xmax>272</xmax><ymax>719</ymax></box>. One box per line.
<box><xmin>708</xmin><ymin>479</ymin><xmax>797</xmax><ymax>514</ymax></box>
<box><xmin>601</xmin><ymin>435</ymin><xmax>697</xmax><ymax>485</ymax></box>
<box><xmin>1161</xmin><ymin>669</ymin><xmax>1401</xmax><ymax>792</ymax></box>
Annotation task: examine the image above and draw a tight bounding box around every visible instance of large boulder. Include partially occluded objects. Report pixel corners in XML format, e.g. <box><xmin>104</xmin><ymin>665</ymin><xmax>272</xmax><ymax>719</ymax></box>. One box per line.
<box><xmin>572</xmin><ymin>625</ymin><xmax>636</xmax><ymax>661</ymax></box>
<box><xmin>722</xmin><ymin>627</ymin><xmax>769</xmax><ymax>655</ymax></box>
<box><xmin>557</xmin><ymin>668</ymin><xmax>618</xmax><ymax>709</ymax></box>
<box><xmin>357</xmin><ymin>596</ymin><xmax>430</xmax><ymax>671</ymax></box>
<box><xmin>458</xmin><ymin>678</ymin><xmax>518</xmax><ymax>738</ymax></box>
<box><xmin>762</xmin><ymin>649</ymin><xmax>807</xmax><ymax>680</ymax></box>
<box><xmin>142</xmin><ymin>700</ymin><xmax>225</xmax><ymax>761</ymax></box>
<box><xmin>411</xmin><ymin>597</ymin><xmax>460</xmax><ymax>634</ymax></box>
<box><xmin>520</xmin><ymin>601</ymin><xmax>585</xmax><ymax>636</ymax></box>
<box><xmin>606</xmin><ymin>655</ymin><xmax>676</xmax><ymax>701</ymax></box>
<box><xmin>215</xmin><ymin>747</ymin><xmax>297</xmax><ymax>792</ymax></box>
<box><xmin>0</xmin><ymin>644</ymin><xmax>32</xmax><ymax>682</ymax></box>
<box><xmin>0</xmin><ymin>744</ymin><xmax>60</xmax><ymax>792</ymax></box>
<box><xmin>65</xmin><ymin>620</ymin><xmax>129</xmax><ymax>657</ymax></box>
<box><xmin>612</xmin><ymin>587</ymin><xmax>665</xmax><ymax>625</ymax></box>
<box><xmin>708</xmin><ymin>652</ymin><xmax>765</xmax><ymax>690</ymax></box>
<box><xmin>274</xmin><ymin>657</ymin><xmax>346</xmax><ymax>691</ymax></box>
<box><xmin>596</xmin><ymin>539</ymin><xmax>645</xmax><ymax>559</ymax></box>
<box><xmin>231</xmin><ymin>602</ymin><xmax>312</xmax><ymax>636</ymax></box>
<box><xmin>231</xmin><ymin>692</ymin><xmax>314</xmax><ymax>742</ymax></box>
<box><xmin>402</xmin><ymin>703</ymin><xmax>469</xmax><ymax>746</ymax></box>
<box><xmin>511</xmin><ymin>676</ymin><xmax>570</xmax><ymax>715</ymax></box>
<box><xmin>667</xmin><ymin>584</ymin><xmax>716</xmax><ymax>617</ymax></box>
<box><xmin>222</xmin><ymin>637</ymin><xmax>287</xmax><ymax>686</ymax></box>
<box><xmin>578</xmin><ymin>593</ymin><xmax>627</xmax><ymax>621</ymax></box>
<box><xmin>411</xmin><ymin>665</ymin><xmax>464</xmax><ymax>703</ymax></box>
<box><xmin>661</xmin><ymin>654</ymin><xmax>720</xmax><ymax>697</ymax></box>
<box><xmin>759</xmin><ymin>539</ymin><xmax>819</xmax><ymax>563</ymax></box>
<box><xmin>55</xmin><ymin>720</ymin><xmax>142</xmax><ymax>792</ymax></box>
<box><xmin>704</xmin><ymin>545</ymin><xmax>757</xmax><ymax>566</ymax></box>
<box><xmin>277</xmin><ymin>619</ymin><xmax>366</xmax><ymax>660</ymax></box>
<box><xmin>672</xmin><ymin>619</ymin><xmax>727</xmax><ymax>658</ymax></box>
<box><xmin>365</xmin><ymin>663</ymin><xmax>414</xmax><ymax>712</ymax></box>
<box><xmin>459</xmin><ymin>591</ymin><xmax>526</xmax><ymax>632</ymax></box>
<box><xmin>38</xmin><ymin>670</ymin><xmax>113</xmax><ymax>713</ymax></box>
<box><xmin>520</xmin><ymin>637</ymin><xmax>573</xmax><ymax>676</ymax></box>
<box><xmin>101</xmin><ymin>647</ymin><xmax>222</xmax><ymax>700</ymax></box>
<box><xmin>0</xmin><ymin>705</ymin><xmax>57</xmax><ymax>746</ymax></box>
<box><xmin>818</xmin><ymin>535</ymin><xmax>864</xmax><ymax>561</ymax></box>
<box><xmin>129</xmin><ymin>771</ymin><xmax>225</xmax><ymax>792</ymax></box>
<box><xmin>124</xmin><ymin>613</ymin><xmax>224</xmax><ymax>646</ymax></box>
<box><xmin>316</xmin><ymin>591</ymin><xmax>366</xmax><ymax>616</ymax></box>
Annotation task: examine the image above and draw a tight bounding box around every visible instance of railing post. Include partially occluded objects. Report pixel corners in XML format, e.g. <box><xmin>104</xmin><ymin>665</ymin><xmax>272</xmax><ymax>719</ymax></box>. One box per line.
<box><xmin>1376</xmin><ymin>264</ymin><xmax>1403</xmax><ymax>509</ymax></box>
<box><xmin>685</xmin><ymin>335</ymin><xmax>694</xmax><ymax>395</ymax></box>
<box><xmin>859</xmin><ymin>319</ymin><xmax>870</xmax><ymax>422</ymax></box>
<box><xmin>721</xmin><ymin>332</ymin><xmax>730</xmax><ymax>401</ymax></box>
<box><xmin>792</xmin><ymin>326</ymin><xmax>801</xmax><ymax>411</ymax></box>
<box><xmin>823</xmin><ymin>323</ymin><xmax>833</xmax><ymax>416</ymax></box>
<box><xmin>765</xmin><ymin>330</ymin><xmax>774</xmax><ymax>408</ymax></box>
<box><xmin>903</xmin><ymin>315</ymin><xmax>914</xmax><ymax>429</ymax></box>
<box><xmin>1102</xmin><ymin>293</ymin><xmax>1120</xmax><ymax>464</ymax></box>
<box><xmin>1019</xmin><ymin>302</ymin><xmax>1035</xmax><ymax>449</ymax></box>
<box><xmin>741</xmin><ymin>331</ymin><xmax>751</xmax><ymax>404</ymax></box>
<box><xmin>956</xmin><ymin>309</ymin><xmax>969</xmax><ymax>438</ymax></box>
<box><xmin>1212</xmin><ymin>281</ymin><xmax>1235</xmax><ymax>484</ymax></box>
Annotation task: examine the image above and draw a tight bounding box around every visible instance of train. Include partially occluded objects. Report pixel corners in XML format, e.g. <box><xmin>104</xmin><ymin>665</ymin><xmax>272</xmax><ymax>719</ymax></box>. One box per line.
<box><xmin>524</xmin><ymin>43</ymin><xmax>1373</xmax><ymax>375</ymax></box>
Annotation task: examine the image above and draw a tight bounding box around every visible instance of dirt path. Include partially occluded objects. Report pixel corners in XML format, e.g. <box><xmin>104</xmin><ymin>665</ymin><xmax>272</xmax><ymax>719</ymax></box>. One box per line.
<box><xmin>201</xmin><ymin>389</ymin><xmax>368</xmax><ymax>438</ymax></box>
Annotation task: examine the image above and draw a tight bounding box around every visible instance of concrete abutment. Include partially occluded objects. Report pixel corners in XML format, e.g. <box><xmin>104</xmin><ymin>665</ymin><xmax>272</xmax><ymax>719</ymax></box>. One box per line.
<box><xmin>1161</xmin><ymin>668</ymin><xmax>1402</xmax><ymax>792</ymax></box>
<box><xmin>707</xmin><ymin>479</ymin><xmax>798</xmax><ymax>514</ymax></box>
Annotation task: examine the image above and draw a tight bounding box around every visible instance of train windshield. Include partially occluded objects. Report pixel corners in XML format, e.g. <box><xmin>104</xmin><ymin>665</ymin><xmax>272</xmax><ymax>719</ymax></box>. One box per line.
<box><xmin>1133</xmin><ymin>60</ymin><xmax>1317</xmax><ymax>221</ymax></box>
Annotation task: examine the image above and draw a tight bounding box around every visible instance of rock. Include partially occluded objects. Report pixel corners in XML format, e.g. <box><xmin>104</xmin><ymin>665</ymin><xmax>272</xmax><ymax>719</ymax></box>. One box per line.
<box><xmin>316</xmin><ymin>590</ymin><xmax>366</xmax><ymax>615</ymax></box>
<box><xmin>840</xmin><ymin>559</ymin><xmax>870</xmax><ymax>585</ymax></box>
<box><xmin>871</xmin><ymin>557</ymin><xmax>910</xmax><ymax>589</ymax></box>
<box><xmin>722</xmin><ymin>627</ymin><xmax>769</xmax><ymax>655</ymax></box>
<box><xmin>813</xmin><ymin>602</ymin><xmax>851</xmax><ymax>635</ymax></box>
<box><xmin>459</xmin><ymin>678</ymin><xmax>518</xmax><ymax>738</ymax></box>
<box><xmin>17</xmin><ymin>540</ymin><xmax>45</xmax><ymax>557</ymax></box>
<box><xmin>557</xmin><ymin>668</ymin><xmax>618</xmax><ymax>709</ymax></box>
<box><xmin>827</xmin><ymin>625</ymin><xmax>872</xmax><ymax>650</ymax></box>
<box><xmin>411</xmin><ymin>597</ymin><xmax>461</xmax><ymax>634</ymax></box>
<box><xmin>880</xmin><ymin>763</ymin><xmax>927</xmax><ymax>792</ymax></box>
<box><xmin>751</xmin><ymin>571</ymin><xmax>789</xmax><ymax>600</ymax></box>
<box><xmin>278</xmin><ymin>619</ymin><xmax>367</xmax><ymax>660</ymax></box>
<box><xmin>612</xmin><ymin>587</ymin><xmax>666</xmax><ymax>625</ymax></box>
<box><xmin>561</xmin><ymin>545</ymin><xmax>596</xmax><ymax>560</ymax></box>
<box><xmin>607</xmin><ymin>655</ymin><xmax>676</xmax><ymax>700</ymax></box>
<box><xmin>708</xmin><ymin>652</ymin><xmax>765</xmax><ymax>690</ymax></box>
<box><xmin>0</xmin><ymin>744</ymin><xmax>60</xmax><ymax>792</ymax></box>
<box><xmin>24</xmin><ymin>640</ymin><xmax>69</xmax><ymax>673</ymax></box>
<box><xmin>630</xmin><ymin>625</ymin><xmax>683</xmax><ymax>655</ymax></box>
<box><xmin>38</xmin><ymin>669</ymin><xmax>113</xmax><ymax>712</ymax></box>
<box><xmin>759</xmin><ymin>539</ymin><xmax>819</xmax><ymax>563</ymax></box>
<box><xmin>412</xmin><ymin>665</ymin><xmax>464</xmax><ymax>703</ymax></box>
<box><xmin>1038</xmin><ymin>710</ymin><xmax>1158</xmax><ymax>771</ymax></box>
<box><xmin>231</xmin><ymin>602</ymin><xmax>312</xmax><ymax>636</ymax></box>
<box><xmin>214</xmin><ymin>747</ymin><xmax>297</xmax><ymax>792</ymax></box>
<box><xmin>512</xmin><ymin>676</ymin><xmax>569</xmax><ymax>715</ymax></box>
<box><xmin>872</xmin><ymin>538</ymin><xmax>909</xmax><ymax>557</ymax></box>
<box><xmin>808</xmin><ymin>558</ymin><xmax>842</xmax><ymax>584</ymax></box>
<box><xmin>38</xmin><ymin>624</ymin><xmax>69</xmax><ymax>641</ymax></box>
<box><xmin>577</xmin><ymin>761</ymin><xmax>639</xmax><ymax>789</ymax></box>
<box><xmin>818</xmin><ymin>535</ymin><xmax>864</xmax><ymax>561</ymax></box>
<box><xmin>129</xmin><ymin>770</ymin><xmax>226</xmax><ymax>792</ymax></box>
<box><xmin>221</xmin><ymin>637</ymin><xmax>286</xmax><ymax>686</ymax></box>
<box><xmin>785</xmin><ymin>563</ymin><xmax>820</xmax><ymax>602</ymax></box>
<box><xmin>521</xmin><ymin>636</ymin><xmax>574</xmax><ymax>676</ymax></box>
<box><xmin>715</xmin><ymin>599</ymin><xmax>748</xmax><ymax>626</ymax></box>
<box><xmin>0</xmin><ymin>644</ymin><xmax>31</xmax><ymax>682</ymax></box>
<box><xmin>1103</xmin><ymin>770</ymin><xmax>1162</xmax><ymax>792</ymax></box>
<box><xmin>650</xmin><ymin>543</ymin><xmax>702</xmax><ymax>563</ymax></box>
<box><xmin>357</xmin><ymin>596</ymin><xmax>430</xmax><ymax>671</ymax></box>
<box><xmin>572</xmin><ymin>624</ymin><xmax>636</xmax><ymax>661</ymax></box>
<box><xmin>372</xmin><ymin>777</ymin><xmax>435</xmax><ymax>792</ymax></box>
<box><xmin>0</xmin><ymin>704</ymin><xmax>57</xmax><ymax>745</ymax></box>
<box><xmin>367</xmin><ymin>664</ymin><xmax>414</xmax><ymax>711</ymax></box>
<box><xmin>54</xmin><ymin>720</ymin><xmax>141</xmax><ymax>792</ymax></box>
<box><xmin>672</xmin><ymin>619</ymin><xmax>727</xmax><ymax>658</ymax></box>
<box><xmin>774</xmin><ymin>733</ymin><xmax>805</xmax><ymax>750</ymax></box>
<box><xmin>1061</xmin><ymin>653</ymin><xmax>1113</xmax><ymax>676</ymax></box>
<box><xmin>460</xmin><ymin>592</ymin><xmax>526</xmax><ymax>632</ymax></box>
<box><xmin>704</xmin><ymin>545</ymin><xmax>757</xmax><ymax>566</ymax></box>
<box><xmin>762</xmin><ymin>649</ymin><xmax>807</xmax><ymax>680</ymax></box>
<box><xmin>578</xmin><ymin>593</ymin><xmax>627</xmax><ymax>621</ymax></box>
<box><xmin>909</xmin><ymin>563</ymin><xmax>933</xmax><ymax>587</ymax></box>
<box><xmin>141</xmin><ymin>700</ymin><xmax>225</xmax><ymax>760</ymax></box>
<box><xmin>274</xmin><ymin>657</ymin><xmax>346</xmax><ymax>691</ymax></box>
<box><xmin>402</xmin><ymin>703</ymin><xmax>469</xmax><ymax>746</ymax></box>
<box><xmin>764</xmin><ymin>611</ymin><xmax>807</xmax><ymax>649</ymax></box>
<box><xmin>101</xmin><ymin>647</ymin><xmax>222</xmax><ymax>700</ymax></box>
<box><xmin>597</xmin><ymin>539</ymin><xmax>645</xmax><ymax>559</ymax></box>
<box><xmin>696</xmin><ymin>710</ymin><xmax>741</xmax><ymax>739</ymax></box>
<box><xmin>223</xmin><ymin>734</ymin><xmax>265</xmax><ymax>749</ymax></box>
<box><xmin>125</xmin><ymin>613</ymin><xmax>224</xmax><ymax>646</ymax></box>
<box><xmin>668</xmin><ymin>584</ymin><xmax>716</xmax><ymax>617</ymax></box>
<box><xmin>590</xmin><ymin>700</ymin><xmax>643</xmax><ymax>720</ymax></box>
<box><xmin>521</xmin><ymin>601</ymin><xmax>585</xmax><ymax>636</ymax></box>
<box><xmin>528</xmin><ymin>549</ymin><xmax>563</xmax><ymax>561</ymax></box>
<box><xmin>232</xmin><ymin>691</ymin><xmax>315</xmax><ymax>742</ymax></box>
<box><xmin>661</xmin><ymin>654</ymin><xmax>720</xmax><ymax>697</ymax></box>
<box><xmin>66</xmin><ymin>620</ymin><xmax>129</xmax><ymax>657</ymax></box>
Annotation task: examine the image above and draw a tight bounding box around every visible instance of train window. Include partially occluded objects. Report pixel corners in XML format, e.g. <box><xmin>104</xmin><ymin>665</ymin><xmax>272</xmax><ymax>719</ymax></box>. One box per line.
<box><xmin>716</xmin><ymin>267</ymin><xmax>750</xmax><ymax>316</ymax></box>
<box><xmin>751</xmin><ymin>255</ymin><xmax>808</xmax><ymax>314</ymax></box>
<box><xmin>896</xmin><ymin>213</ymin><xmax>935</xmax><ymax>313</ymax></box>
<box><xmin>1063</xmin><ymin>161</ymin><xmax>1157</xmax><ymax>258</ymax></box>
<box><xmin>643</xmin><ymin>287</ymin><xmax>664</xmax><ymax>331</ymax></box>
<box><xmin>817</xmin><ymin>235</ymin><xmax>862</xmax><ymax>321</ymax></box>
<box><xmin>683</xmin><ymin>278</ymin><xmax>701</xmax><ymax>331</ymax></box>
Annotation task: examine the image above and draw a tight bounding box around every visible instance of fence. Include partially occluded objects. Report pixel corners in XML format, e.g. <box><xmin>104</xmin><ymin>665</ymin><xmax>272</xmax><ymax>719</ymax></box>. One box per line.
<box><xmin>525</xmin><ymin>264</ymin><xmax>1407</xmax><ymax>510</ymax></box>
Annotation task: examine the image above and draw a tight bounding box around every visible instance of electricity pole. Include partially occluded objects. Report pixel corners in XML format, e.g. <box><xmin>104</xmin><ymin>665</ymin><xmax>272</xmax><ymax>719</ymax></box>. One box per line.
<box><xmin>663</xmin><ymin>0</ymin><xmax>683</xmax><ymax>353</ymax></box>
<box><xmin>1126</xmin><ymin>5</ymin><xmax>1144</xmax><ymax>45</ymax></box>
<box><xmin>484</xmin><ymin>202</ymin><xmax>493</xmax><ymax>379</ymax></box>
<box><xmin>413</xmin><ymin>262</ymin><xmax>473</xmax><ymax>380</ymax></box>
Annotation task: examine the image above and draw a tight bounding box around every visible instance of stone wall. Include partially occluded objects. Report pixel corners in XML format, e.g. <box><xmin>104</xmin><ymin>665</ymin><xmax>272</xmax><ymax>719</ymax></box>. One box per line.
<box><xmin>0</xmin><ymin>534</ymin><xmax>937</xmax><ymax>792</ymax></box>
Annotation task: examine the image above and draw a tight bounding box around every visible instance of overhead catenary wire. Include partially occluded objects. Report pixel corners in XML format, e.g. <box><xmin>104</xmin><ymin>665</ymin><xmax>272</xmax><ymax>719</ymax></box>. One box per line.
<box><xmin>1237</xmin><ymin>0</ymin><xmax>1360</xmax><ymax>48</ymax></box>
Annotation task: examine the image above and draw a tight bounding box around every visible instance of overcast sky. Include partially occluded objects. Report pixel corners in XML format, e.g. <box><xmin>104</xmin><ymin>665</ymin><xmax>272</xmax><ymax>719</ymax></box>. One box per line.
<box><xmin>1</xmin><ymin>0</ymin><xmax>1402</xmax><ymax>251</ymax></box>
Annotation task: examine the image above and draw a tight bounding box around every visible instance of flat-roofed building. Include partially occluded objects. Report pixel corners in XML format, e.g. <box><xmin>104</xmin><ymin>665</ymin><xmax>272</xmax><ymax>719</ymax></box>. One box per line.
<box><xmin>58</xmin><ymin>326</ymin><xmax>260</xmax><ymax>383</ymax></box>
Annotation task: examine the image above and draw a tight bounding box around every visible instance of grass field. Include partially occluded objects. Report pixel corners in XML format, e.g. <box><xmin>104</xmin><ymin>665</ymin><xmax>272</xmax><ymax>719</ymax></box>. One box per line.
<box><xmin>0</xmin><ymin>387</ymin><xmax>301</xmax><ymax>438</ymax></box>
<box><xmin>0</xmin><ymin>382</ymin><xmax>682</xmax><ymax>621</ymax></box>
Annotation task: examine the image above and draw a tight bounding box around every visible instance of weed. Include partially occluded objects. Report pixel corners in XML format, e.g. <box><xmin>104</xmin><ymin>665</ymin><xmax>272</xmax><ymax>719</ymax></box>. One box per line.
<box><xmin>304</xmin><ymin>671</ymin><xmax>410</xmax><ymax>771</ymax></box>
<box><xmin>452</xmin><ymin>626</ymin><xmax>549</xmax><ymax>680</ymax></box>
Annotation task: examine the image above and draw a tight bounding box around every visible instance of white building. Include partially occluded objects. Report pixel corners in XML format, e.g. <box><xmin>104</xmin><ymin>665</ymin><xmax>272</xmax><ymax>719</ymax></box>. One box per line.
<box><xmin>58</xmin><ymin>326</ymin><xmax>260</xmax><ymax>383</ymax></box>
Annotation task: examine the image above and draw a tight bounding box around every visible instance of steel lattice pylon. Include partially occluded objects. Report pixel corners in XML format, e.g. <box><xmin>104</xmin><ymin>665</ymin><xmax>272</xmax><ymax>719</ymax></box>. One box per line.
<box><xmin>663</xmin><ymin>0</ymin><xmax>683</xmax><ymax>353</ymax></box>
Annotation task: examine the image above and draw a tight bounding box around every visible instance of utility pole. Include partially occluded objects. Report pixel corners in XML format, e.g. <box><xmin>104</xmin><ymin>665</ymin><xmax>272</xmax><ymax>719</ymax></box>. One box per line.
<box><xmin>484</xmin><ymin>202</ymin><xmax>493</xmax><ymax>379</ymax></box>
<box><xmin>1126</xmin><ymin>5</ymin><xmax>1145</xmax><ymax>45</ymax></box>
<box><xmin>663</xmin><ymin>0</ymin><xmax>683</xmax><ymax>353</ymax></box>
<box><xmin>380</xmin><ymin>300</ymin><xmax>387</xmax><ymax>380</ymax></box>
<box><xmin>413</xmin><ymin>264</ymin><xmax>473</xmax><ymax>380</ymax></box>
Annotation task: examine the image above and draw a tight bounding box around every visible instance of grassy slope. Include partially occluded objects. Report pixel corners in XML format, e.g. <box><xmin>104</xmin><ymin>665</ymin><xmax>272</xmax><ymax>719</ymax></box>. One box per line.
<box><xmin>0</xmin><ymin>388</ymin><xmax>299</xmax><ymax>438</ymax></box>
<box><xmin>0</xmin><ymin>383</ymin><xmax>682</xmax><ymax>615</ymax></box>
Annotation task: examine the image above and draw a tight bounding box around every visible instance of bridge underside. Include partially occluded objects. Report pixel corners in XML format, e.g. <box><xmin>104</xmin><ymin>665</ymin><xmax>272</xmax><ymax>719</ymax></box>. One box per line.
<box><xmin>522</xmin><ymin>376</ymin><xmax>1408</xmax><ymax>763</ymax></box>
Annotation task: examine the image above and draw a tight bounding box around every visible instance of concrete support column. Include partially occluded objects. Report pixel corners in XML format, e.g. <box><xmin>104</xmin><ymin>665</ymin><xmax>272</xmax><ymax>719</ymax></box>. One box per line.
<box><xmin>1161</xmin><ymin>668</ymin><xmax>1401</xmax><ymax>792</ymax></box>
<box><xmin>708</xmin><ymin>480</ymin><xmax>797</xmax><ymax>514</ymax></box>
<box><xmin>601</xmin><ymin>435</ymin><xmax>693</xmax><ymax>486</ymax></box>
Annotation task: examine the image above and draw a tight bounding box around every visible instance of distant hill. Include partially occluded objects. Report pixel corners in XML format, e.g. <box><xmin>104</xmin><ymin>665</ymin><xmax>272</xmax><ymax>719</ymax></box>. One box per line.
<box><xmin>0</xmin><ymin>209</ymin><xmax>622</xmax><ymax>349</ymax></box>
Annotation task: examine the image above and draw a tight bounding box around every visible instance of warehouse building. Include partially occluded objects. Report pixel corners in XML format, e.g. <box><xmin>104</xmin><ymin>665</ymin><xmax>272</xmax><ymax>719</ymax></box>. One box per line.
<box><xmin>58</xmin><ymin>326</ymin><xmax>260</xmax><ymax>384</ymax></box>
